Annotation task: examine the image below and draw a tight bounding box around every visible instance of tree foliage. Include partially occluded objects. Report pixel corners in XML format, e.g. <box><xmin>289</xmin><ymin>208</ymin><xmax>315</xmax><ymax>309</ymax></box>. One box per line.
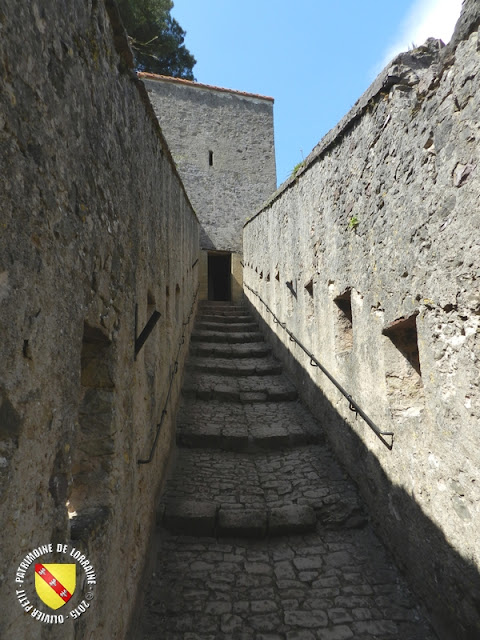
<box><xmin>116</xmin><ymin>0</ymin><xmax>196</xmax><ymax>79</ymax></box>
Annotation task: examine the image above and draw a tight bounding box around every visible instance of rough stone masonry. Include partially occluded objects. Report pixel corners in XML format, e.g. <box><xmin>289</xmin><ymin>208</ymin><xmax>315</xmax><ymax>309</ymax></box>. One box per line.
<box><xmin>244</xmin><ymin>2</ymin><xmax>480</xmax><ymax>638</ymax></box>
<box><xmin>1</xmin><ymin>0</ymin><xmax>479</xmax><ymax>638</ymax></box>
<box><xmin>0</xmin><ymin>1</ymin><xmax>199</xmax><ymax>638</ymax></box>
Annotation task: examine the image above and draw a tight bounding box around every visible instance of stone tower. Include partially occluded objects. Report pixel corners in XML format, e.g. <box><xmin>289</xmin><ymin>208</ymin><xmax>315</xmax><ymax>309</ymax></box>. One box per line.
<box><xmin>140</xmin><ymin>73</ymin><xmax>277</xmax><ymax>302</ymax></box>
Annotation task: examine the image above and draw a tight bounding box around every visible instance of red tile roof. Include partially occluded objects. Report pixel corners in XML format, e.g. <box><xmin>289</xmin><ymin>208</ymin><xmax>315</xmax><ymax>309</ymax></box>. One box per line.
<box><xmin>137</xmin><ymin>72</ymin><xmax>274</xmax><ymax>102</ymax></box>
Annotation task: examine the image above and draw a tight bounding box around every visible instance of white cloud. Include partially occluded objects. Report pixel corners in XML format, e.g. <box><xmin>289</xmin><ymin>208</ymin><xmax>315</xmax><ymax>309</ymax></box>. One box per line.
<box><xmin>375</xmin><ymin>0</ymin><xmax>463</xmax><ymax>75</ymax></box>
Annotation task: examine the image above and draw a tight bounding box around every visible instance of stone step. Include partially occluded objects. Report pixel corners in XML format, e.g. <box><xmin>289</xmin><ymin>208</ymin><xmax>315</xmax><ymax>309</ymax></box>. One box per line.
<box><xmin>198</xmin><ymin>311</ymin><xmax>250</xmax><ymax>318</ymax></box>
<box><xmin>182</xmin><ymin>372</ymin><xmax>298</xmax><ymax>402</ymax></box>
<box><xmin>199</xmin><ymin>301</ymin><xmax>246</xmax><ymax>308</ymax></box>
<box><xmin>160</xmin><ymin>500</ymin><xmax>317</xmax><ymax>538</ymax></box>
<box><xmin>187</xmin><ymin>356</ymin><xmax>282</xmax><ymax>377</ymax></box>
<box><xmin>191</xmin><ymin>330</ymin><xmax>264</xmax><ymax>344</ymax></box>
<box><xmin>139</xmin><ymin>302</ymin><xmax>437</xmax><ymax>639</ymax></box>
<box><xmin>198</xmin><ymin>313</ymin><xmax>253</xmax><ymax>324</ymax></box>
<box><xmin>198</xmin><ymin>303</ymin><xmax>248</xmax><ymax>316</ymax></box>
<box><xmin>176</xmin><ymin>400</ymin><xmax>324</xmax><ymax>451</ymax></box>
<box><xmin>190</xmin><ymin>341</ymin><xmax>272</xmax><ymax>359</ymax></box>
<box><xmin>195</xmin><ymin>321</ymin><xmax>259</xmax><ymax>333</ymax></box>
<box><xmin>158</xmin><ymin>446</ymin><xmax>366</xmax><ymax>538</ymax></box>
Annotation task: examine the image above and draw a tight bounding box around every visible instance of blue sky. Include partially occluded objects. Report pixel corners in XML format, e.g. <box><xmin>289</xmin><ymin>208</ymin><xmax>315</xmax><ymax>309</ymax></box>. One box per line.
<box><xmin>172</xmin><ymin>0</ymin><xmax>463</xmax><ymax>187</ymax></box>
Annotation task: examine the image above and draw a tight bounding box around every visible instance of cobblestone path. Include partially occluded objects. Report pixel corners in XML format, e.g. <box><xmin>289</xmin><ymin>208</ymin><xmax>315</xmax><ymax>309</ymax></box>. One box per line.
<box><xmin>136</xmin><ymin>301</ymin><xmax>436</xmax><ymax>640</ymax></box>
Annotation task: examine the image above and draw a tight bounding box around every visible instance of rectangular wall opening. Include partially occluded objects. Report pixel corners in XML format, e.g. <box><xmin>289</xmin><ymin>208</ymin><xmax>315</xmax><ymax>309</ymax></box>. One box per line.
<box><xmin>69</xmin><ymin>323</ymin><xmax>115</xmax><ymax>538</ymax></box>
<box><xmin>208</xmin><ymin>252</ymin><xmax>231</xmax><ymax>301</ymax></box>
<box><xmin>383</xmin><ymin>314</ymin><xmax>424</xmax><ymax>418</ymax></box>
<box><xmin>334</xmin><ymin>289</ymin><xmax>353</xmax><ymax>353</ymax></box>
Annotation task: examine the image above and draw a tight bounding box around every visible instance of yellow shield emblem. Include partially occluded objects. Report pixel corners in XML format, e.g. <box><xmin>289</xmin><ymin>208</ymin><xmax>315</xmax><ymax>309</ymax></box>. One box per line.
<box><xmin>35</xmin><ymin>563</ymin><xmax>76</xmax><ymax>610</ymax></box>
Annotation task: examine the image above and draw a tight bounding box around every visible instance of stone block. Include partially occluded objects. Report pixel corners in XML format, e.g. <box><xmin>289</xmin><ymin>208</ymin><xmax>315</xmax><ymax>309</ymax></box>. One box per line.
<box><xmin>240</xmin><ymin>392</ymin><xmax>268</xmax><ymax>404</ymax></box>
<box><xmin>217</xmin><ymin>508</ymin><xmax>267</xmax><ymax>538</ymax></box>
<box><xmin>164</xmin><ymin>500</ymin><xmax>217</xmax><ymax>536</ymax></box>
<box><xmin>214</xmin><ymin>385</ymin><xmax>240</xmax><ymax>401</ymax></box>
<box><xmin>251</xmin><ymin>424</ymin><xmax>290</xmax><ymax>449</ymax></box>
<box><xmin>221</xmin><ymin>425</ymin><xmax>249</xmax><ymax>451</ymax></box>
<box><xmin>284</xmin><ymin>610</ymin><xmax>328</xmax><ymax>628</ymax></box>
<box><xmin>177</xmin><ymin>422</ymin><xmax>222</xmax><ymax>448</ymax></box>
<box><xmin>269</xmin><ymin>505</ymin><xmax>316</xmax><ymax>536</ymax></box>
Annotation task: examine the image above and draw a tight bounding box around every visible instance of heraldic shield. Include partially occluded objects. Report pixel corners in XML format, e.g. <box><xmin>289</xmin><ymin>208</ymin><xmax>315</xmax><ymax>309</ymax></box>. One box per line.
<box><xmin>35</xmin><ymin>564</ymin><xmax>76</xmax><ymax>610</ymax></box>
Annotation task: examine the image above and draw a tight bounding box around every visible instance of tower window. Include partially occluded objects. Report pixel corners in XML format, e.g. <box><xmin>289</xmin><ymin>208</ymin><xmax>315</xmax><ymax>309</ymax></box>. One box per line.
<box><xmin>209</xmin><ymin>150</ymin><xmax>214</xmax><ymax>167</ymax></box>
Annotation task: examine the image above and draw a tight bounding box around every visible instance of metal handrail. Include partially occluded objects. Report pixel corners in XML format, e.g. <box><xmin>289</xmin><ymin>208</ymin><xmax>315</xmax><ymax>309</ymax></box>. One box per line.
<box><xmin>138</xmin><ymin>285</ymin><xmax>199</xmax><ymax>464</ymax></box>
<box><xmin>244</xmin><ymin>283</ymin><xmax>394</xmax><ymax>449</ymax></box>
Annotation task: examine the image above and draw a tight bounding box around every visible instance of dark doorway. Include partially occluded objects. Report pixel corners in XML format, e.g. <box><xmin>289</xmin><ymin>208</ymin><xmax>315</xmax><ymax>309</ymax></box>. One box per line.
<box><xmin>208</xmin><ymin>253</ymin><xmax>231</xmax><ymax>301</ymax></box>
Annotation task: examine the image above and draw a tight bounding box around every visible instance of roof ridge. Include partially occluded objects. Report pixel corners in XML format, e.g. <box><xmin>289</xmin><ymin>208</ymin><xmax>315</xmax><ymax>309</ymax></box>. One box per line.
<box><xmin>137</xmin><ymin>72</ymin><xmax>274</xmax><ymax>102</ymax></box>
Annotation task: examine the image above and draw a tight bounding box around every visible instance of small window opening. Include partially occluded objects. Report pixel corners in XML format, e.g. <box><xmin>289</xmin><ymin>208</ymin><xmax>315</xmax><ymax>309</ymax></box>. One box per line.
<box><xmin>383</xmin><ymin>315</ymin><xmax>421</xmax><ymax>374</ymax></box>
<box><xmin>334</xmin><ymin>290</ymin><xmax>353</xmax><ymax>353</ymax></box>
<box><xmin>286</xmin><ymin>280</ymin><xmax>297</xmax><ymax>298</ymax></box>
<box><xmin>147</xmin><ymin>291</ymin><xmax>155</xmax><ymax>318</ymax></box>
<box><xmin>275</xmin><ymin>271</ymin><xmax>280</xmax><ymax>282</ymax></box>
<box><xmin>209</xmin><ymin>150</ymin><xmax>214</xmax><ymax>167</ymax></box>
<box><xmin>146</xmin><ymin>291</ymin><xmax>157</xmax><ymax>374</ymax></box>
<box><xmin>266</xmin><ymin>273</ymin><xmax>270</xmax><ymax>282</ymax></box>
<box><xmin>165</xmin><ymin>286</ymin><xmax>170</xmax><ymax>327</ymax></box>
<box><xmin>70</xmin><ymin>324</ymin><xmax>114</xmax><ymax>525</ymax></box>
<box><xmin>175</xmin><ymin>284</ymin><xmax>181</xmax><ymax>323</ymax></box>
<box><xmin>305</xmin><ymin>278</ymin><xmax>314</xmax><ymax>297</ymax></box>
<box><xmin>383</xmin><ymin>313</ymin><xmax>424</xmax><ymax>418</ymax></box>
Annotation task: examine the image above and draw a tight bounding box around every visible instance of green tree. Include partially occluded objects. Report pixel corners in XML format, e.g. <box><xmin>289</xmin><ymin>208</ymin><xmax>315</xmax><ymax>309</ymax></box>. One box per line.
<box><xmin>116</xmin><ymin>0</ymin><xmax>196</xmax><ymax>79</ymax></box>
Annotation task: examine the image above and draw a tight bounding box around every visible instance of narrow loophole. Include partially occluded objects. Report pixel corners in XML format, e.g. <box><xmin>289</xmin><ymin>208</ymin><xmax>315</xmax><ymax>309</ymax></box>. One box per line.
<box><xmin>334</xmin><ymin>289</ymin><xmax>353</xmax><ymax>353</ymax></box>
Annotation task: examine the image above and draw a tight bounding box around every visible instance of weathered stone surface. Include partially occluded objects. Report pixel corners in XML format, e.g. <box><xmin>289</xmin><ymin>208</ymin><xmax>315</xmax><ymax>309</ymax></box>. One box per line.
<box><xmin>218</xmin><ymin>508</ymin><xmax>267</xmax><ymax>538</ymax></box>
<box><xmin>140</xmin><ymin>75</ymin><xmax>276</xmax><ymax>254</ymax></box>
<box><xmin>136</xmin><ymin>302</ymin><xmax>437</xmax><ymax>638</ymax></box>
<box><xmin>158</xmin><ymin>445</ymin><xmax>365</xmax><ymax>521</ymax></box>
<box><xmin>139</xmin><ymin>76</ymin><xmax>275</xmax><ymax>302</ymax></box>
<box><xmin>0</xmin><ymin>388</ymin><xmax>21</xmax><ymax>440</ymax></box>
<box><xmin>177</xmin><ymin>399</ymin><xmax>323</xmax><ymax>451</ymax></box>
<box><xmin>269</xmin><ymin>505</ymin><xmax>316</xmax><ymax>536</ymax></box>
<box><xmin>164</xmin><ymin>500</ymin><xmax>217</xmax><ymax>536</ymax></box>
<box><xmin>138</xmin><ymin>528</ymin><xmax>436</xmax><ymax>639</ymax></box>
<box><xmin>0</xmin><ymin>1</ymin><xmax>199</xmax><ymax>638</ymax></box>
<box><xmin>243</xmin><ymin>3</ymin><xmax>480</xmax><ymax>637</ymax></box>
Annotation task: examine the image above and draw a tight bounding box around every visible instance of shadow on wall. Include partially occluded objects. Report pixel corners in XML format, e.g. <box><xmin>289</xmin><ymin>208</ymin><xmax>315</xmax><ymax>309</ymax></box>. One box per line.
<box><xmin>248</xmin><ymin>300</ymin><xmax>480</xmax><ymax>640</ymax></box>
<box><xmin>199</xmin><ymin>225</ymin><xmax>216</xmax><ymax>251</ymax></box>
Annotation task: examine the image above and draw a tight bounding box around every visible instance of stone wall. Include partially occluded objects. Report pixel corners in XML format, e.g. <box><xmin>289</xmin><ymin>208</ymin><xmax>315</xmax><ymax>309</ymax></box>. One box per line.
<box><xmin>140</xmin><ymin>74</ymin><xmax>277</xmax><ymax>302</ymax></box>
<box><xmin>243</xmin><ymin>3</ymin><xmax>480</xmax><ymax>638</ymax></box>
<box><xmin>141</xmin><ymin>74</ymin><xmax>277</xmax><ymax>254</ymax></box>
<box><xmin>0</xmin><ymin>1</ymin><xmax>199</xmax><ymax>638</ymax></box>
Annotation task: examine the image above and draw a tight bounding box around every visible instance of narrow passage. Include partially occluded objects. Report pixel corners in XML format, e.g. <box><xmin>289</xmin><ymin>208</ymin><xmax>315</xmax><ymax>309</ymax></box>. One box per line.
<box><xmin>136</xmin><ymin>301</ymin><xmax>437</xmax><ymax>640</ymax></box>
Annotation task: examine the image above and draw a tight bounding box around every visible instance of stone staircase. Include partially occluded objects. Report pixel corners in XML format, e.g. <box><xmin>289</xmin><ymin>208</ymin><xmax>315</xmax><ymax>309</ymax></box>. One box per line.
<box><xmin>161</xmin><ymin>301</ymin><xmax>364</xmax><ymax>537</ymax></box>
<box><xmin>136</xmin><ymin>301</ymin><xmax>437</xmax><ymax>640</ymax></box>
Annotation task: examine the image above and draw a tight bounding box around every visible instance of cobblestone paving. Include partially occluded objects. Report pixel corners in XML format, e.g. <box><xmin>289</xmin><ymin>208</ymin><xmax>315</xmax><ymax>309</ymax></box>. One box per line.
<box><xmin>136</xmin><ymin>302</ymin><xmax>437</xmax><ymax>640</ymax></box>
<box><xmin>177</xmin><ymin>401</ymin><xmax>322</xmax><ymax>450</ymax></box>
<box><xmin>138</xmin><ymin>529</ymin><xmax>436</xmax><ymax>640</ymax></box>
<box><xmin>160</xmin><ymin>447</ymin><xmax>364</xmax><ymax>526</ymax></box>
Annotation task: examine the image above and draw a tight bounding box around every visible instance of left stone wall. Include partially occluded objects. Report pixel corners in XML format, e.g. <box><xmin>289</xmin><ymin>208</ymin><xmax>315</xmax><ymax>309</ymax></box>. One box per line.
<box><xmin>0</xmin><ymin>1</ymin><xmax>199</xmax><ymax>638</ymax></box>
